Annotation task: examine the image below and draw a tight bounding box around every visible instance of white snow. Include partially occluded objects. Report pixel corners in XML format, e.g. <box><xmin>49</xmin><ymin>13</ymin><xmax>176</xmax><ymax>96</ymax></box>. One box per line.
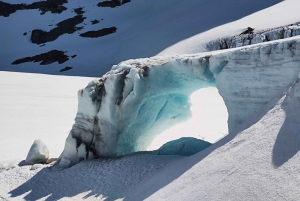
<box><xmin>159</xmin><ymin>0</ymin><xmax>300</xmax><ymax>56</ymax></box>
<box><xmin>0</xmin><ymin>71</ymin><xmax>93</xmax><ymax>162</ymax></box>
<box><xmin>25</xmin><ymin>139</ymin><xmax>49</xmax><ymax>165</ymax></box>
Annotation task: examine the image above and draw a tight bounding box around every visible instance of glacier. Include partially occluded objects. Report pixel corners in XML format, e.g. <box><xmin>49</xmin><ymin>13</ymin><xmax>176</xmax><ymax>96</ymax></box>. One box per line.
<box><xmin>55</xmin><ymin>36</ymin><xmax>300</xmax><ymax>169</ymax></box>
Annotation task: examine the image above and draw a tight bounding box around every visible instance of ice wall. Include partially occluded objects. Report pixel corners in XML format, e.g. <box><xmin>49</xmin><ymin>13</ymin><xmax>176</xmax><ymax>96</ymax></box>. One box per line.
<box><xmin>206</xmin><ymin>23</ymin><xmax>300</xmax><ymax>51</ymax></box>
<box><xmin>55</xmin><ymin>37</ymin><xmax>300</xmax><ymax>169</ymax></box>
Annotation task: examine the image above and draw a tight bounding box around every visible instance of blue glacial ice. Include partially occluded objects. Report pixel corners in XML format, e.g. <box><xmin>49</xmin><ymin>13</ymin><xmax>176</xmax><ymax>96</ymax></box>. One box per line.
<box><xmin>155</xmin><ymin>137</ymin><xmax>211</xmax><ymax>156</ymax></box>
<box><xmin>54</xmin><ymin>37</ymin><xmax>300</xmax><ymax>169</ymax></box>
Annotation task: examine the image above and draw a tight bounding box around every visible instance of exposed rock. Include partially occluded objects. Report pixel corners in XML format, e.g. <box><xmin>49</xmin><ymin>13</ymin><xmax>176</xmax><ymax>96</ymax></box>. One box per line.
<box><xmin>74</xmin><ymin>7</ymin><xmax>84</xmax><ymax>15</ymax></box>
<box><xmin>12</xmin><ymin>50</ymin><xmax>69</xmax><ymax>65</ymax></box>
<box><xmin>97</xmin><ymin>0</ymin><xmax>121</xmax><ymax>8</ymax></box>
<box><xmin>25</xmin><ymin>139</ymin><xmax>49</xmax><ymax>165</ymax></box>
<box><xmin>97</xmin><ymin>0</ymin><xmax>130</xmax><ymax>8</ymax></box>
<box><xmin>23</xmin><ymin>32</ymin><xmax>27</xmax><ymax>36</ymax></box>
<box><xmin>79</xmin><ymin>27</ymin><xmax>117</xmax><ymax>38</ymax></box>
<box><xmin>71</xmin><ymin>55</ymin><xmax>77</xmax><ymax>58</ymax></box>
<box><xmin>0</xmin><ymin>0</ymin><xmax>67</xmax><ymax>17</ymax></box>
<box><xmin>60</xmin><ymin>66</ymin><xmax>73</xmax><ymax>72</ymax></box>
<box><xmin>122</xmin><ymin>0</ymin><xmax>131</xmax><ymax>5</ymax></box>
<box><xmin>31</xmin><ymin>15</ymin><xmax>85</xmax><ymax>44</ymax></box>
<box><xmin>91</xmin><ymin>19</ymin><xmax>99</xmax><ymax>25</ymax></box>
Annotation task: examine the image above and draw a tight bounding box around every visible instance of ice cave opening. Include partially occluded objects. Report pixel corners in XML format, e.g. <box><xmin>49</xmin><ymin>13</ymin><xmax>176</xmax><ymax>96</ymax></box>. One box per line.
<box><xmin>147</xmin><ymin>87</ymin><xmax>228</xmax><ymax>151</ymax></box>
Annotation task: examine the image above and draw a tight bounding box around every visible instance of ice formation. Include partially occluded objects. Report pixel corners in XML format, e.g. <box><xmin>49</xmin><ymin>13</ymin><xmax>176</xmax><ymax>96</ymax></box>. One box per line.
<box><xmin>206</xmin><ymin>23</ymin><xmax>300</xmax><ymax>51</ymax></box>
<box><xmin>25</xmin><ymin>139</ymin><xmax>49</xmax><ymax>165</ymax></box>
<box><xmin>155</xmin><ymin>137</ymin><xmax>211</xmax><ymax>156</ymax></box>
<box><xmin>55</xmin><ymin>36</ymin><xmax>300</xmax><ymax>169</ymax></box>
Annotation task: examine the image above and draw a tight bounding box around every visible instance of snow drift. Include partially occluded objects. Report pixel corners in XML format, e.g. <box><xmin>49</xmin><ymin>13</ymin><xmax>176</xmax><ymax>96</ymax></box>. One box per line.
<box><xmin>55</xmin><ymin>36</ymin><xmax>300</xmax><ymax>169</ymax></box>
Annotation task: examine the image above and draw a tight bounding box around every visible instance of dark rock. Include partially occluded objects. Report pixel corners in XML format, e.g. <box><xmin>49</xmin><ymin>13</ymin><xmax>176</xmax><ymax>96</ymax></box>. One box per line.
<box><xmin>79</xmin><ymin>27</ymin><xmax>117</xmax><ymax>38</ymax></box>
<box><xmin>0</xmin><ymin>0</ymin><xmax>67</xmax><ymax>17</ymax></box>
<box><xmin>12</xmin><ymin>50</ymin><xmax>69</xmax><ymax>65</ymax></box>
<box><xmin>122</xmin><ymin>0</ymin><xmax>130</xmax><ymax>5</ymax></box>
<box><xmin>74</xmin><ymin>7</ymin><xmax>84</xmax><ymax>15</ymax></box>
<box><xmin>91</xmin><ymin>19</ymin><xmax>99</xmax><ymax>25</ymax></box>
<box><xmin>31</xmin><ymin>15</ymin><xmax>86</xmax><ymax>44</ymax></box>
<box><xmin>60</xmin><ymin>66</ymin><xmax>73</xmax><ymax>72</ymax></box>
<box><xmin>23</xmin><ymin>32</ymin><xmax>27</xmax><ymax>36</ymax></box>
<box><xmin>71</xmin><ymin>55</ymin><xmax>77</xmax><ymax>58</ymax></box>
<box><xmin>240</xmin><ymin>27</ymin><xmax>254</xmax><ymax>35</ymax></box>
<box><xmin>97</xmin><ymin>0</ymin><xmax>121</xmax><ymax>8</ymax></box>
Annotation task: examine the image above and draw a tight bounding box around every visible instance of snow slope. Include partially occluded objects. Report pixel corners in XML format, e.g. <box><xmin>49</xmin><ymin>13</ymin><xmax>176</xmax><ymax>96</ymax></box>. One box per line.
<box><xmin>1</xmin><ymin>72</ymin><xmax>300</xmax><ymax>200</ymax></box>
<box><xmin>125</xmin><ymin>73</ymin><xmax>300</xmax><ymax>201</ymax></box>
<box><xmin>0</xmin><ymin>71</ymin><xmax>93</xmax><ymax>161</ymax></box>
<box><xmin>0</xmin><ymin>0</ymin><xmax>294</xmax><ymax>77</ymax></box>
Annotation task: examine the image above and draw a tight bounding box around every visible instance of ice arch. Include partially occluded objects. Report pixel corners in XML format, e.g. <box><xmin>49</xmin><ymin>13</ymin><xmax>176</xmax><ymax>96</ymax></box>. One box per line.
<box><xmin>55</xmin><ymin>37</ymin><xmax>300</xmax><ymax>169</ymax></box>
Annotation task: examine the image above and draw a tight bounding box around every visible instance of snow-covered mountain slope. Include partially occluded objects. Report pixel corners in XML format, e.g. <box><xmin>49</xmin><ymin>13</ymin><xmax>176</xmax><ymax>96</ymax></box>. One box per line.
<box><xmin>55</xmin><ymin>36</ymin><xmax>300</xmax><ymax>169</ymax></box>
<box><xmin>159</xmin><ymin>0</ymin><xmax>300</xmax><ymax>55</ymax></box>
<box><xmin>1</xmin><ymin>0</ymin><xmax>298</xmax><ymax>77</ymax></box>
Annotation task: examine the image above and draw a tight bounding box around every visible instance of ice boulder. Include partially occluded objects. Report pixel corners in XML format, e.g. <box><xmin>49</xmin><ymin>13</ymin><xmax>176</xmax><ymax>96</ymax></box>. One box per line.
<box><xmin>156</xmin><ymin>137</ymin><xmax>211</xmax><ymax>156</ymax></box>
<box><xmin>25</xmin><ymin>139</ymin><xmax>49</xmax><ymax>165</ymax></box>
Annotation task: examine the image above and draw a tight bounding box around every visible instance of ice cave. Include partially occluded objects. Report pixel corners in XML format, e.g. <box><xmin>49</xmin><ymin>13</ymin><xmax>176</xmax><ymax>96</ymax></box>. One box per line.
<box><xmin>55</xmin><ymin>37</ymin><xmax>300</xmax><ymax>169</ymax></box>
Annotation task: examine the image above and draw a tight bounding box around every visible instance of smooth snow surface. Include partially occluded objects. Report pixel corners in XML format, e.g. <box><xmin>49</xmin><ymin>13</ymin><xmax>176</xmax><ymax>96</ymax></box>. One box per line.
<box><xmin>25</xmin><ymin>139</ymin><xmax>49</xmax><ymax>165</ymax></box>
<box><xmin>0</xmin><ymin>71</ymin><xmax>93</xmax><ymax>162</ymax></box>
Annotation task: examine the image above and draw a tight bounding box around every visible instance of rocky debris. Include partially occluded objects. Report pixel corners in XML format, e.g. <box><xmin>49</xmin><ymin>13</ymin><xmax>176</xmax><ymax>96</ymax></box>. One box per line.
<box><xmin>74</xmin><ymin>7</ymin><xmax>84</xmax><ymax>15</ymax></box>
<box><xmin>23</xmin><ymin>32</ymin><xmax>27</xmax><ymax>36</ymax></box>
<box><xmin>79</xmin><ymin>27</ymin><xmax>117</xmax><ymax>38</ymax></box>
<box><xmin>31</xmin><ymin>15</ymin><xmax>85</xmax><ymax>44</ymax></box>
<box><xmin>71</xmin><ymin>55</ymin><xmax>77</xmax><ymax>58</ymax></box>
<box><xmin>0</xmin><ymin>0</ymin><xmax>67</xmax><ymax>17</ymax></box>
<box><xmin>206</xmin><ymin>23</ymin><xmax>300</xmax><ymax>51</ymax></box>
<box><xmin>25</xmin><ymin>139</ymin><xmax>49</xmax><ymax>165</ymax></box>
<box><xmin>97</xmin><ymin>0</ymin><xmax>130</xmax><ymax>8</ymax></box>
<box><xmin>12</xmin><ymin>50</ymin><xmax>69</xmax><ymax>65</ymax></box>
<box><xmin>60</xmin><ymin>66</ymin><xmax>73</xmax><ymax>72</ymax></box>
<box><xmin>91</xmin><ymin>19</ymin><xmax>99</xmax><ymax>25</ymax></box>
<box><xmin>239</xmin><ymin>27</ymin><xmax>254</xmax><ymax>35</ymax></box>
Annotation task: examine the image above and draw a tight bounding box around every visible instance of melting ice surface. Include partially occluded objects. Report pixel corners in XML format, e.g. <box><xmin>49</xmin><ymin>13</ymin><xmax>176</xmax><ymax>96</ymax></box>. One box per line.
<box><xmin>148</xmin><ymin>87</ymin><xmax>228</xmax><ymax>150</ymax></box>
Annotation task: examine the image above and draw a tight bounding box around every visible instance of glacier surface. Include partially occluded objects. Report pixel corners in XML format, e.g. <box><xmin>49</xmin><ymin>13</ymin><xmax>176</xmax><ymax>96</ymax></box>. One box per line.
<box><xmin>55</xmin><ymin>36</ymin><xmax>300</xmax><ymax>168</ymax></box>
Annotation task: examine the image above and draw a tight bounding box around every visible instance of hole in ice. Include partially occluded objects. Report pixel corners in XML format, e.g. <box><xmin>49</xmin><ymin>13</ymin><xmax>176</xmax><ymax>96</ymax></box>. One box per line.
<box><xmin>147</xmin><ymin>87</ymin><xmax>228</xmax><ymax>151</ymax></box>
